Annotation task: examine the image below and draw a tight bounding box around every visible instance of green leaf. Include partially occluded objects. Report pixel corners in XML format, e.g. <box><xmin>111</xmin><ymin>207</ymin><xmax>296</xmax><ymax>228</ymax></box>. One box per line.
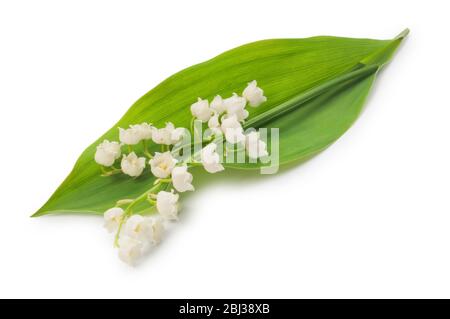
<box><xmin>33</xmin><ymin>29</ymin><xmax>408</xmax><ymax>217</ymax></box>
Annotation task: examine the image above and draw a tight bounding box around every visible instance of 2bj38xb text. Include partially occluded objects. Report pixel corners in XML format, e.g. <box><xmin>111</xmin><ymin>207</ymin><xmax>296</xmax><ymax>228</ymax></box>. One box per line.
<box><xmin>179</xmin><ymin>303</ymin><xmax>270</xmax><ymax>317</ymax></box>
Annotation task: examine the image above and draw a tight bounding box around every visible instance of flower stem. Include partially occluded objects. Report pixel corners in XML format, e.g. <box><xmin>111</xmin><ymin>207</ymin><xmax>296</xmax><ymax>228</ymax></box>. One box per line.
<box><xmin>190</xmin><ymin>116</ymin><xmax>195</xmax><ymax>134</ymax></box>
<box><xmin>143</xmin><ymin>140</ymin><xmax>153</xmax><ymax>159</ymax></box>
<box><xmin>101</xmin><ymin>166</ymin><xmax>122</xmax><ymax>177</ymax></box>
<box><xmin>155</xmin><ymin>178</ymin><xmax>171</xmax><ymax>184</ymax></box>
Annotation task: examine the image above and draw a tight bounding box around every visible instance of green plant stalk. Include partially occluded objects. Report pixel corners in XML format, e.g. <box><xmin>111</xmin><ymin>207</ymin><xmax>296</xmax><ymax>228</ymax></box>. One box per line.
<box><xmin>245</xmin><ymin>64</ymin><xmax>379</xmax><ymax>129</ymax></box>
<box><xmin>113</xmin><ymin>180</ymin><xmax>167</xmax><ymax>246</ymax></box>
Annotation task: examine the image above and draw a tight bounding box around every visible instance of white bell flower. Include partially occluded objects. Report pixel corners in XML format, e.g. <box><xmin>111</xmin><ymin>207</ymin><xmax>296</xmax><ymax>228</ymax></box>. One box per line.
<box><xmin>171</xmin><ymin>127</ymin><xmax>186</xmax><ymax>144</ymax></box>
<box><xmin>225</xmin><ymin>127</ymin><xmax>245</xmax><ymax>144</ymax></box>
<box><xmin>123</xmin><ymin>214</ymin><xmax>164</xmax><ymax>245</ymax></box>
<box><xmin>131</xmin><ymin>123</ymin><xmax>153</xmax><ymax>140</ymax></box>
<box><xmin>119</xmin><ymin>126</ymin><xmax>142</xmax><ymax>145</ymax></box>
<box><xmin>224</xmin><ymin>93</ymin><xmax>248</xmax><ymax>121</ymax></box>
<box><xmin>208</xmin><ymin>113</ymin><xmax>220</xmax><ymax>129</ymax></box>
<box><xmin>172</xmin><ymin>165</ymin><xmax>194</xmax><ymax>192</ymax></box>
<box><xmin>123</xmin><ymin>214</ymin><xmax>153</xmax><ymax>242</ymax></box>
<box><xmin>151</xmin><ymin>123</ymin><xmax>172</xmax><ymax>145</ymax></box>
<box><xmin>207</xmin><ymin>113</ymin><xmax>222</xmax><ymax>136</ymax></box>
<box><xmin>152</xmin><ymin>122</ymin><xmax>182</xmax><ymax>145</ymax></box>
<box><xmin>242</xmin><ymin>80</ymin><xmax>267</xmax><ymax>107</ymax></box>
<box><xmin>118</xmin><ymin>235</ymin><xmax>142</xmax><ymax>265</ymax></box>
<box><xmin>221</xmin><ymin>115</ymin><xmax>245</xmax><ymax>144</ymax></box>
<box><xmin>210</xmin><ymin>95</ymin><xmax>226</xmax><ymax>114</ymax></box>
<box><xmin>245</xmin><ymin>131</ymin><xmax>268</xmax><ymax>159</ymax></box>
<box><xmin>103</xmin><ymin>207</ymin><xmax>124</xmax><ymax>233</ymax></box>
<box><xmin>150</xmin><ymin>217</ymin><xmax>164</xmax><ymax>245</ymax></box>
<box><xmin>191</xmin><ymin>98</ymin><xmax>212</xmax><ymax>122</ymax></box>
<box><xmin>95</xmin><ymin>140</ymin><xmax>121</xmax><ymax>167</ymax></box>
<box><xmin>200</xmin><ymin>143</ymin><xmax>224</xmax><ymax>173</ymax></box>
<box><xmin>121</xmin><ymin>152</ymin><xmax>146</xmax><ymax>177</ymax></box>
<box><xmin>149</xmin><ymin>151</ymin><xmax>177</xmax><ymax>178</ymax></box>
<box><xmin>156</xmin><ymin>190</ymin><xmax>179</xmax><ymax>220</ymax></box>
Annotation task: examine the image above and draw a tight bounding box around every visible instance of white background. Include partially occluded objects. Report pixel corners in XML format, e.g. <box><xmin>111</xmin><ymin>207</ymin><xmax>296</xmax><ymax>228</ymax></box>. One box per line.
<box><xmin>0</xmin><ymin>0</ymin><xmax>449</xmax><ymax>298</ymax></box>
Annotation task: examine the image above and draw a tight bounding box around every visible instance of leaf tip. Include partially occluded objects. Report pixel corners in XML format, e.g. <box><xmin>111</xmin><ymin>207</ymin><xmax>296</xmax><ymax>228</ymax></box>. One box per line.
<box><xmin>31</xmin><ymin>210</ymin><xmax>44</xmax><ymax>218</ymax></box>
<box><xmin>31</xmin><ymin>205</ymin><xmax>50</xmax><ymax>217</ymax></box>
<box><xmin>395</xmin><ymin>28</ymin><xmax>410</xmax><ymax>40</ymax></box>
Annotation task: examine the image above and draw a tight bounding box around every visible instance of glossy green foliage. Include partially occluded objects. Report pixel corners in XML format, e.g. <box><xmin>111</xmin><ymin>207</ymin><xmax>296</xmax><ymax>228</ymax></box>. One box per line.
<box><xmin>34</xmin><ymin>30</ymin><xmax>408</xmax><ymax>216</ymax></box>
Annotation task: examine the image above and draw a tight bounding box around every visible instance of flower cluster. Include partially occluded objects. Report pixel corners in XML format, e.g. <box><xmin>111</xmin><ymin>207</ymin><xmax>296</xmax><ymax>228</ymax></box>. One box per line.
<box><xmin>94</xmin><ymin>80</ymin><xmax>268</xmax><ymax>265</ymax></box>
<box><xmin>191</xmin><ymin>80</ymin><xmax>267</xmax><ymax>152</ymax></box>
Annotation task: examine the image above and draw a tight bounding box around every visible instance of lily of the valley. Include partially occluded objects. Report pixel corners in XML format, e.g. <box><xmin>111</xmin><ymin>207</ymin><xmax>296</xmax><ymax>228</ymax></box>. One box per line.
<box><xmin>224</xmin><ymin>93</ymin><xmax>248</xmax><ymax>121</ymax></box>
<box><xmin>210</xmin><ymin>95</ymin><xmax>226</xmax><ymax>114</ymax></box>
<box><xmin>149</xmin><ymin>151</ymin><xmax>177</xmax><ymax>178</ymax></box>
<box><xmin>96</xmin><ymin>80</ymin><xmax>269</xmax><ymax>266</ymax></box>
<box><xmin>123</xmin><ymin>214</ymin><xmax>164</xmax><ymax>245</ymax></box>
<box><xmin>119</xmin><ymin>126</ymin><xmax>141</xmax><ymax>145</ymax></box>
<box><xmin>118</xmin><ymin>122</ymin><xmax>153</xmax><ymax>146</ymax></box>
<box><xmin>118</xmin><ymin>235</ymin><xmax>142</xmax><ymax>265</ymax></box>
<box><xmin>115</xmin><ymin>214</ymin><xmax>165</xmax><ymax>265</ymax></box>
<box><xmin>171</xmin><ymin>127</ymin><xmax>186</xmax><ymax>144</ymax></box>
<box><xmin>172</xmin><ymin>165</ymin><xmax>194</xmax><ymax>192</ymax></box>
<box><xmin>121</xmin><ymin>152</ymin><xmax>146</xmax><ymax>177</ymax></box>
<box><xmin>103</xmin><ymin>207</ymin><xmax>124</xmax><ymax>233</ymax></box>
<box><xmin>245</xmin><ymin>131</ymin><xmax>268</xmax><ymax>159</ymax></box>
<box><xmin>123</xmin><ymin>214</ymin><xmax>153</xmax><ymax>242</ymax></box>
<box><xmin>221</xmin><ymin>115</ymin><xmax>245</xmax><ymax>144</ymax></box>
<box><xmin>207</xmin><ymin>113</ymin><xmax>222</xmax><ymax>136</ymax></box>
<box><xmin>201</xmin><ymin>143</ymin><xmax>224</xmax><ymax>173</ymax></box>
<box><xmin>132</xmin><ymin>123</ymin><xmax>153</xmax><ymax>140</ymax></box>
<box><xmin>191</xmin><ymin>98</ymin><xmax>212</xmax><ymax>122</ymax></box>
<box><xmin>208</xmin><ymin>113</ymin><xmax>220</xmax><ymax>129</ymax></box>
<box><xmin>152</xmin><ymin>122</ymin><xmax>184</xmax><ymax>145</ymax></box>
<box><xmin>95</xmin><ymin>140</ymin><xmax>121</xmax><ymax>167</ymax></box>
<box><xmin>242</xmin><ymin>80</ymin><xmax>267</xmax><ymax>107</ymax></box>
<box><xmin>149</xmin><ymin>217</ymin><xmax>164</xmax><ymax>245</ymax></box>
<box><xmin>156</xmin><ymin>190</ymin><xmax>179</xmax><ymax>220</ymax></box>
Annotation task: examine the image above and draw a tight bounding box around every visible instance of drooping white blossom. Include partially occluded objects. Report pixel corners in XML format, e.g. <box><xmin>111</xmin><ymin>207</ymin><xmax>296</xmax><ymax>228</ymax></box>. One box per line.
<box><xmin>171</xmin><ymin>127</ymin><xmax>186</xmax><ymax>144</ymax></box>
<box><xmin>95</xmin><ymin>140</ymin><xmax>121</xmax><ymax>167</ymax></box>
<box><xmin>221</xmin><ymin>115</ymin><xmax>245</xmax><ymax>144</ymax></box>
<box><xmin>121</xmin><ymin>152</ymin><xmax>146</xmax><ymax>177</ymax></box>
<box><xmin>151</xmin><ymin>123</ymin><xmax>172</xmax><ymax>145</ymax></box>
<box><xmin>224</xmin><ymin>93</ymin><xmax>248</xmax><ymax>121</ymax></box>
<box><xmin>200</xmin><ymin>143</ymin><xmax>224</xmax><ymax>173</ymax></box>
<box><xmin>152</xmin><ymin>122</ymin><xmax>183</xmax><ymax>145</ymax></box>
<box><xmin>191</xmin><ymin>98</ymin><xmax>212</xmax><ymax>122</ymax></box>
<box><xmin>156</xmin><ymin>190</ymin><xmax>179</xmax><ymax>220</ymax></box>
<box><xmin>131</xmin><ymin>123</ymin><xmax>153</xmax><ymax>140</ymax></box>
<box><xmin>208</xmin><ymin>113</ymin><xmax>220</xmax><ymax>129</ymax></box>
<box><xmin>123</xmin><ymin>215</ymin><xmax>164</xmax><ymax>247</ymax></box>
<box><xmin>123</xmin><ymin>214</ymin><xmax>153</xmax><ymax>242</ymax></box>
<box><xmin>149</xmin><ymin>151</ymin><xmax>177</xmax><ymax>178</ymax></box>
<box><xmin>103</xmin><ymin>207</ymin><xmax>124</xmax><ymax>233</ymax></box>
<box><xmin>210</xmin><ymin>95</ymin><xmax>226</xmax><ymax>114</ymax></box>
<box><xmin>172</xmin><ymin>165</ymin><xmax>194</xmax><ymax>192</ymax></box>
<box><xmin>242</xmin><ymin>80</ymin><xmax>267</xmax><ymax>107</ymax></box>
<box><xmin>150</xmin><ymin>217</ymin><xmax>164</xmax><ymax>245</ymax></box>
<box><xmin>245</xmin><ymin>131</ymin><xmax>268</xmax><ymax>159</ymax></box>
<box><xmin>206</xmin><ymin>113</ymin><xmax>222</xmax><ymax>136</ymax></box>
<box><xmin>123</xmin><ymin>214</ymin><xmax>165</xmax><ymax>247</ymax></box>
<box><xmin>119</xmin><ymin>126</ymin><xmax>142</xmax><ymax>145</ymax></box>
<box><xmin>118</xmin><ymin>235</ymin><xmax>143</xmax><ymax>265</ymax></box>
